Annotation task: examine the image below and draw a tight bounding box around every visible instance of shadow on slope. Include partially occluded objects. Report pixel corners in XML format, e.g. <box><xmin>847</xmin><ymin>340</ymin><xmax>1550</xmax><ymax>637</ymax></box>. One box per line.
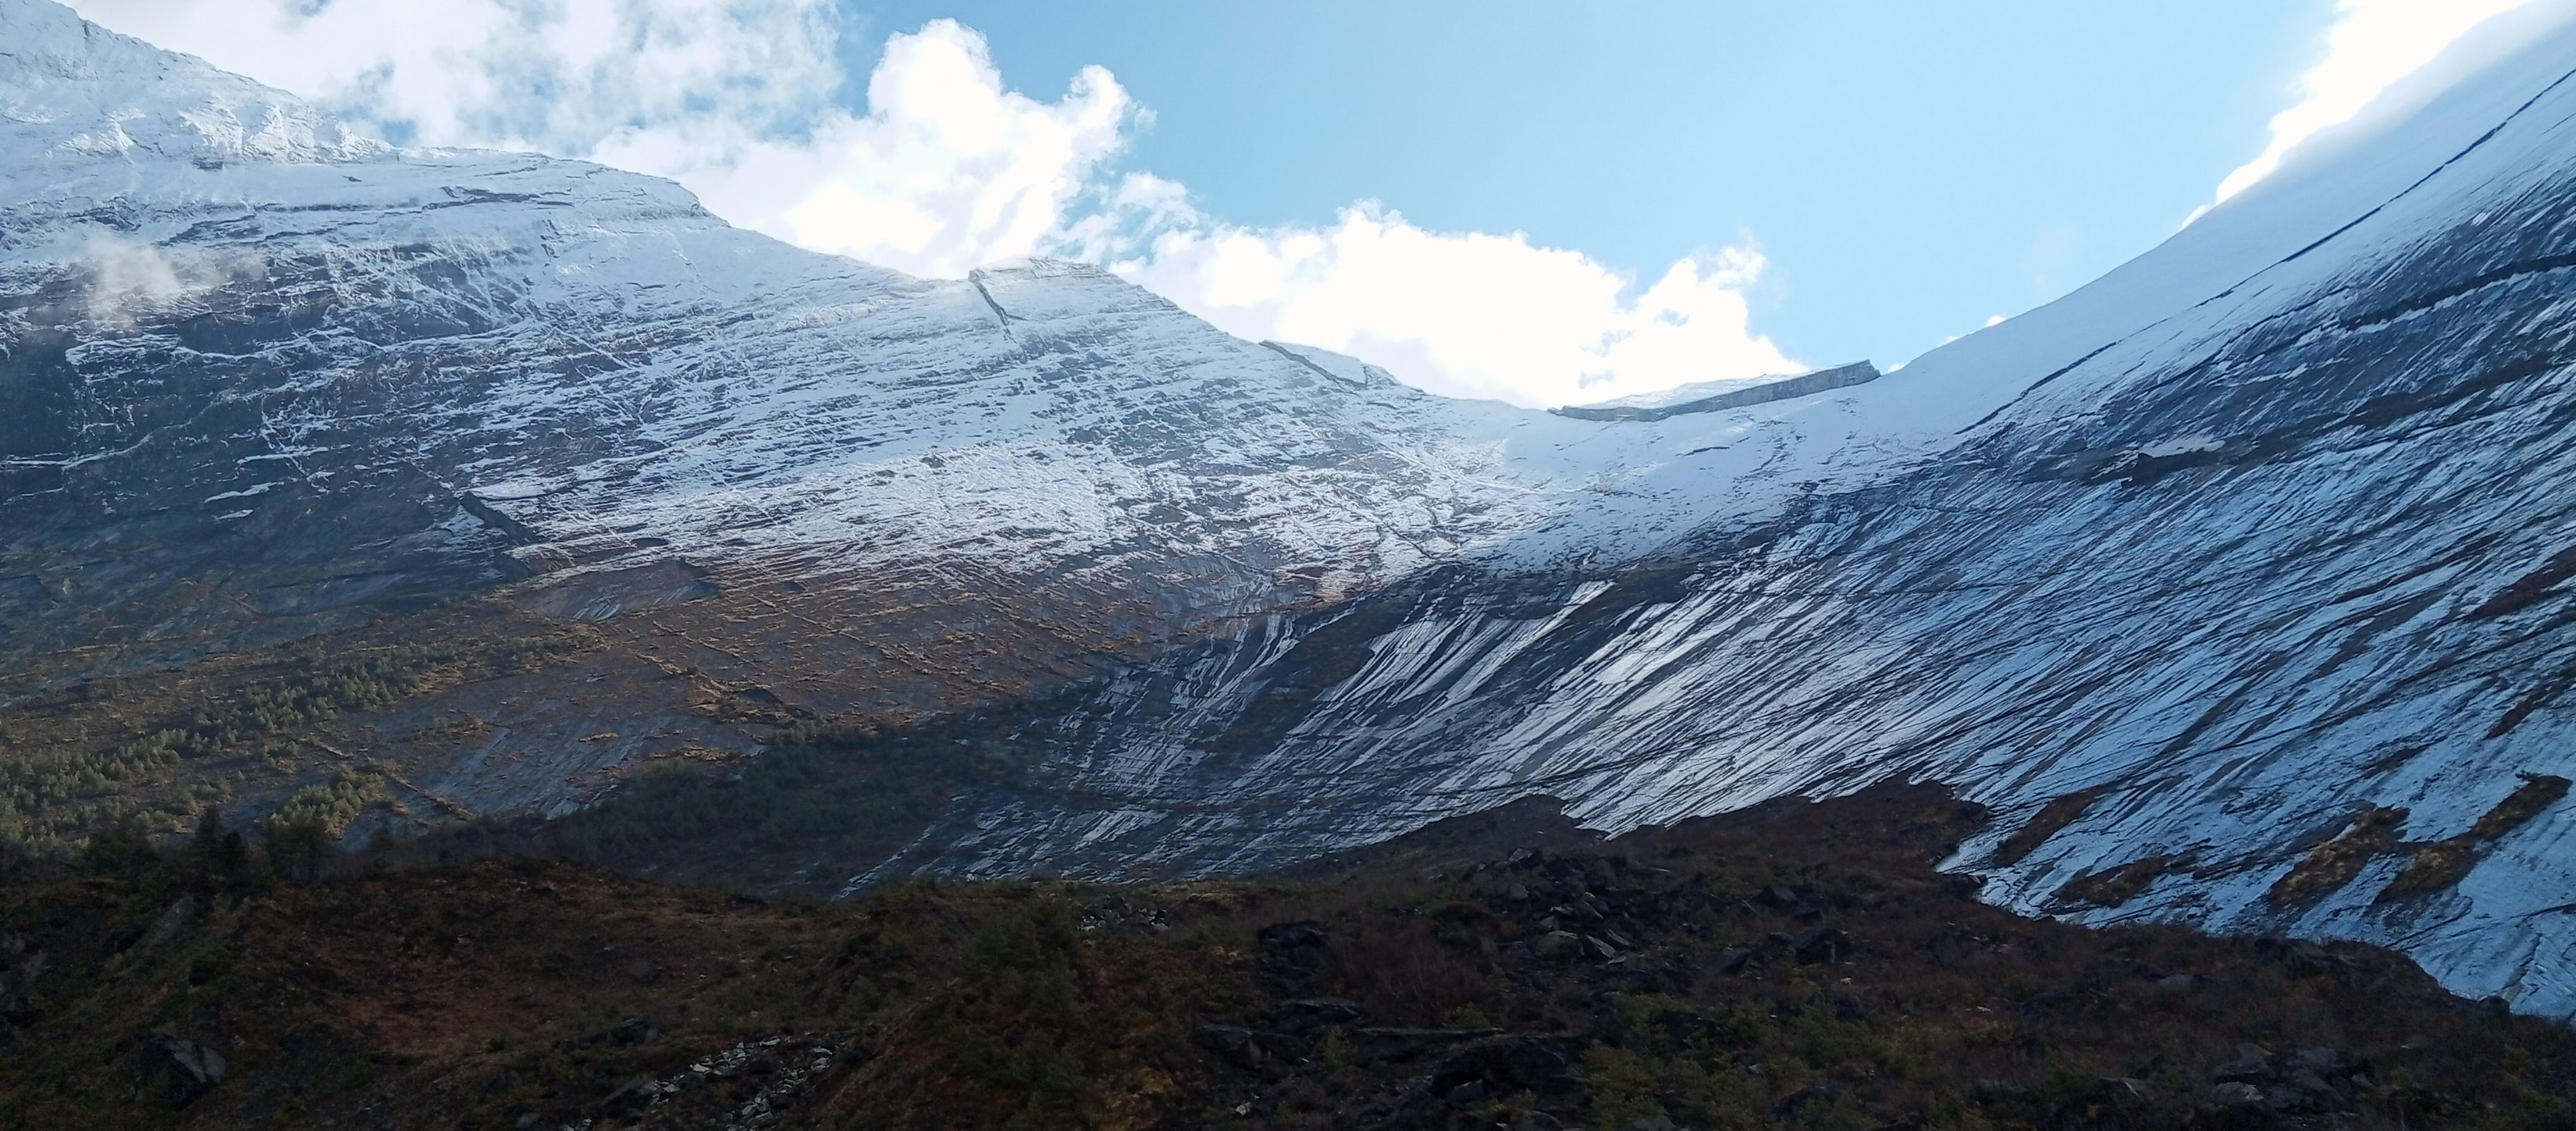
<box><xmin>4</xmin><ymin>784</ymin><xmax>2574</xmax><ymax>1129</ymax></box>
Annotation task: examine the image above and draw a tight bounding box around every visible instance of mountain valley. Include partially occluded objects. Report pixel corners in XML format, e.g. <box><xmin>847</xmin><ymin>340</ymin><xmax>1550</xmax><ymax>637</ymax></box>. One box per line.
<box><xmin>10</xmin><ymin>0</ymin><xmax>2576</xmax><ymax>1102</ymax></box>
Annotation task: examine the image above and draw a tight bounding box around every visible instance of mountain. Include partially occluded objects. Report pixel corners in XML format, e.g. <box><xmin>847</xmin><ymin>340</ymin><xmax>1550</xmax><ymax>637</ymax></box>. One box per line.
<box><xmin>9</xmin><ymin>0</ymin><xmax>2576</xmax><ymax>1023</ymax></box>
<box><xmin>0</xmin><ymin>0</ymin><xmax>1963</xmax><ymax>823</ymax></box>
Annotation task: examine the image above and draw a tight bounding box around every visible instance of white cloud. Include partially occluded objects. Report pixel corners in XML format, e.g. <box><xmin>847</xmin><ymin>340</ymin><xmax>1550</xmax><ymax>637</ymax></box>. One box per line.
<box><xmin>1112</xmin><ymin>201</ymin><xmax>1796</xmax><ymax>406</ymax></box>
<box><xmin>2211</xmin><ymin>0</ymin><xmax>2545</xmax><ymax>205</ymax></box>
<box><xmin>65</xmin><ymin>1</ymin><xmax>1792</xmax><ymax>405</ymax></box>
<box><xmin>619</xmin><ymin>20</ymin><xmax>1139</xmax><ymax>277</ymax></box>
<box><xmin>77</xmin><ymin>233</ymin><xmax>262</xmax><ymax>326</ymax></box>
<box><xmin>70</xmin><ymin>0</ymin><xmax>841</xmax><ymax>151</ymax></box>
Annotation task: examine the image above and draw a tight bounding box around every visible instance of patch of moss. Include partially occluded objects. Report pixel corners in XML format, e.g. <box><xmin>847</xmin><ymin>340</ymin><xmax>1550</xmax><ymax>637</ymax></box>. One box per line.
<box><xmin>2055</xmin><ymin>852</ymin><xmax>2188</xmax><ymax>909</ymax></box>
<box><xmin>2268</xmin><ymin>805</ymin><xmax>2407</xmax><ymax>906</ymax></box>
<box><xmin>2379</xmin><ymin>774</ymin><xmax>2570</xmax><ymax>904</ymax></box>
<box><xmin>1992</xmin><ymin>789</ymin><xmax>2101</xmax><ymax>866</ymax></box>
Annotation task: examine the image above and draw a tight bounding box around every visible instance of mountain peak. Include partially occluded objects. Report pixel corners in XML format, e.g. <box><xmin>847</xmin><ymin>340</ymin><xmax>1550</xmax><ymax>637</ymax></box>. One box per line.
<box><xmin>1</xmin><ymin>0</ymin><xmax>386</xmax><ymax>167</ymax></box>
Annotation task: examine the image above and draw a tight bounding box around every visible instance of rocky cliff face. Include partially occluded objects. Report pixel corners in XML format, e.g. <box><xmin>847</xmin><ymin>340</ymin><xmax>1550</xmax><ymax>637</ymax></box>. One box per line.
<box><xmin>9</xmin><ymin>0</ymin><xmax>2576</xmax><ymax>1021</ymax></box>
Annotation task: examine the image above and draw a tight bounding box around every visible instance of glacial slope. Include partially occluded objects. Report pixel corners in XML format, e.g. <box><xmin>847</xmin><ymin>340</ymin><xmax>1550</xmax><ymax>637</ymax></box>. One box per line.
<box><xmin>875</xmin><ymin>17</ymin><xmax>2576</xmax><ymax>1019</ymax></box>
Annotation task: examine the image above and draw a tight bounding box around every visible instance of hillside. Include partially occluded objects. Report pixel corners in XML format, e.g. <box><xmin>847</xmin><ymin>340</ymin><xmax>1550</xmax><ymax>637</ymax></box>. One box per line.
<box><xmin>9</xmin><ymin>785</ymin><xmax>2576</xmax><ymax>1129</ymax></box>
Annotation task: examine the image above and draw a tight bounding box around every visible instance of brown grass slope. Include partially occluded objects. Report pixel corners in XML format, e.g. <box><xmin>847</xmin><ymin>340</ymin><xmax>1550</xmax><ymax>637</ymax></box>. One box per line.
<box><xmin>2</xmin><ymin>784</ymin><xmax>2573</xmax><ymax>1130</ymax></box>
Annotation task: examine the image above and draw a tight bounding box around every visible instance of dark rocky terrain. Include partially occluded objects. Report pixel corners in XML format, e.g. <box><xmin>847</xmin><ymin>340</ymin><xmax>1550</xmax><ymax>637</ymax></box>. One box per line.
<box><xmin>5</xmin><ymin>784</ymin><xmax>2575</xmax><ymax>1130</ymax></box>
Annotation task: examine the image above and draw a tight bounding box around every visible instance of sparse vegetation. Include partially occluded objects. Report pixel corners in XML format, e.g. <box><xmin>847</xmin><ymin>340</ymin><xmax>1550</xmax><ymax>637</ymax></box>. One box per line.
<box><xmin>1994</xmin><ymin>789</ymin><xmax>2104</xmax><ymax>866</ymax></box>
<box><xmin>2378</xmin><ymin>774</ymin><xmax>2571</xmax><ymax>904</ymax></box>
<box><xmin>5</xmin><ymin>783</ymin><xmax>2576</xmax><ymax>1128</ymax></box>
<box><xmin>520</xmin><ymin>713</ymin><xmax>1040</xmax><ymax>885</ymax></box>
<box><xmin>8</xmin><ymin>785</ymin><xmax>2576</xmax><ymax>1129</ymax></box>
<box><xmin>2055</xmin><ymin>851</ymin><xmax>2189</xmax><ymax>909</ymax></box>
<box><xmin>0</xmin><ymin>631</ymin><xmax>593</xmax><ymax>852</ymax></box>
<box><xmin>2268</xmin><ymin>806</ymin><xmax>2410</xmax><ymax>906</ymax></box>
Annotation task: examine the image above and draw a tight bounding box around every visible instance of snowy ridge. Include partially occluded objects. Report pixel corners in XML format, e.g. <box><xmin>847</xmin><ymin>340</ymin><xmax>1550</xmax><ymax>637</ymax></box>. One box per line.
<box><xmin>1555</xmin><ymin>361</ymin><xmax>1882</xmax><ymax>421</ymax></box>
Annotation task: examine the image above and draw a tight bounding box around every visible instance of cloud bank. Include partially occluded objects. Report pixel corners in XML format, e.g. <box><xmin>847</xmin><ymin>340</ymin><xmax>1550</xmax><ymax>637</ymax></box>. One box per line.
<box><xmin>67</xmin><ymin>0</ymin><xmax>1800</xmax><ymax>407</ymax></box>
<box><xmin>2212</xmin><ymin>0</ymin><xmax>2551</xmax><ymax>205</ymax></box>
<box><xmin>1112</xmin><ymin>202</ymin><xmax>1795</xmax><ymax>404</ymax></box>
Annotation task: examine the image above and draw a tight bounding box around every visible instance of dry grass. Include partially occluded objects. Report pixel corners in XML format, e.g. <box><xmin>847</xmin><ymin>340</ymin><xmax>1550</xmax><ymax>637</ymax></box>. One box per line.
<box><xmin>2267</xmin><ymin>806</ymin><xmax>2408</xmax><ymax>907</ymax></box>
<box><xmin>5</xmin><ymin>784</ymin><xmax>2576</xmax><ymax>1130</ymax></box>
<box><xmin>1994</xmin><ymin>790</ymin><xmax>2104</xmax><ymax>866</ymax></box>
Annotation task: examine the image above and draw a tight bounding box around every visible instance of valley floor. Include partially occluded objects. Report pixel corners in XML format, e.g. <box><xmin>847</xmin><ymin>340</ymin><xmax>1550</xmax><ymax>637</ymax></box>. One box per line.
<box><xmin>2</xmin><ymin>784</ymin><xmax>2573</xmax><ymax>1130</ymax></box>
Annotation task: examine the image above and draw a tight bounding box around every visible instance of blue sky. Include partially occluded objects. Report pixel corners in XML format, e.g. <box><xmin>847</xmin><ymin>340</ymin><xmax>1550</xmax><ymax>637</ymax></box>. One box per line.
<box><xmin>66</xmin><ymin>0</ymin><xmax>2556</xmax><ymax>404</ymax></box>
<box><xmin>834</xmin><ymin>2</ymin><xmax>2324</xmax><ymax>371</ymax></box>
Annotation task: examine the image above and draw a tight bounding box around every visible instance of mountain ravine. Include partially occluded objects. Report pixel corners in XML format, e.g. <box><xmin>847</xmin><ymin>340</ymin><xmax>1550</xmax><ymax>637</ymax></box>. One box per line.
<box><xmin>10</xmin><ymin>0</ymin><xmax>2576</xmax><ymax>1023</ymax></box>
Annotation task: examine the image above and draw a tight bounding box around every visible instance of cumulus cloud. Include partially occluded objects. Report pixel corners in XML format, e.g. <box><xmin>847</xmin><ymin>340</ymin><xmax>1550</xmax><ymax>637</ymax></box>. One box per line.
<box><xmin>1110</xmin><ymin>201</ymin><xmax>1796</xmax><ymax>405</ymax></box>
<box><xmin>67</xmin><ymin>0</ymin><xmax>1795</xmax><ymax>405</ymax></box>
<box><xmin>2211</xmin><ymin>0</ymin><xmax>2549</xmax><ymax>205</ymax></box>
<box><xmin>621</xmin><ymin>21</ymin><xmax>1139</xmax><ymax>277</ymax></box>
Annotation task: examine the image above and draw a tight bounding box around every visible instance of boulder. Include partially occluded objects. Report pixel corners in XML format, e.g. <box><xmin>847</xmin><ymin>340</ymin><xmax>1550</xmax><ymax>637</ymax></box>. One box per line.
<box><xmin>2099</xmin><ymin>1076</ymin><xmax>2158</xmax><ymax>1105</ymax></box>
<box><xmin>1970</xmin><ymin>1079</ymin><xmax>2026</xmax><ymax>1104</ymax></box>
<box><xmin>148</xmin><ymin>1037</ymin><xmax>226</xmax><ymax>1106</ymax></box>
<box><xmin>1257</xmin><ymin>921</ymin><xmax>1326</xmax><ymax>951</ymax></box>
<box><xmin>2212</xmin><ymin>1043</ymin><xmax>2275</xmax><ymax>1083</ymax></box>
<box><xmin>2286</xmin><ymin>1045</ymin><xmax>2366</xmax><ymax>1081</ymax></box>
<box><xmin>1706</xmin><ymin>946</ymin><xmax>1758</xmax><ymax>976</ymax></box>
<box><xmin>1345</xmin><ymin>1026</ymin><xmax>1501</xmax><ymax>1065</ymax></box>
<box><xmin>1256</xmin><ymin>920</ymin><xmax>1329</xmax><ymax>991</ymax></box>
<box><xmin>1194</xmin><ymin>1024</ymin><xmax>1265</xmax><ymax>1069</ymax></box>
<box><xmin>2210</xmin><ymin>1082</ymin><xmax>2265</xmax><ymax>1108</ymax></box>
<box><xmin>1432</xmin><ymin>1033</ymin><xmax>1584</xmax><ymax>1097</ymax></box>
<box><xmin>1791</xmin><ymin>926</ymin><xmax>1853</xmax><ymax>965</ymax></box>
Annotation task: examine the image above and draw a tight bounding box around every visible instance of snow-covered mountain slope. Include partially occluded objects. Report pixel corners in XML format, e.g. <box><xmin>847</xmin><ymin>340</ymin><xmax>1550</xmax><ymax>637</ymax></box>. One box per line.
<box><xmin>0</xmin><ymin>0</ymin><xmax>1994</xmax><ymax>810</ymax></box>
<box><xmin>856</xmin><ymin>20</ymin><xmax>2576</xmax><ymax>1019</ymax></box>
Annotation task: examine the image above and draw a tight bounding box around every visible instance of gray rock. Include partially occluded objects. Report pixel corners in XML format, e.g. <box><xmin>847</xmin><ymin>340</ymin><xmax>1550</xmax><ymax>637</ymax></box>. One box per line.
<box><xmin>1705</xmin><ymin>947</ymin><xmax>1757</xmax><ymax>976</ymax></box>
<box><xmin>1534</xmin><ymin>930</ymin><xmax>1583</xmax><ymax>959</ymax></box>
<box><xmin>2211</xmin><ymin>1082</ymin><xmax>2265</xmax><ymax>1108</ymax></box>
<box><xmin>1790</xmin><ymin>926</ymin><xmax>1852</xmax><ymax>965</ymax></box>
<box><xmin>1192</xmin><ymin>1024</ymin><xmax>1265</xmax><ymax>1069</ymax></box>
<box><xmin>2213</xmin><ymin>1043</ymin><xmax>2275</xmax><ymax>1083</ymax></box>
<box><xmin>150</xmin><ymin>1037</ymin><xmax>226</xmax><ymax>1106</ymax></box>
